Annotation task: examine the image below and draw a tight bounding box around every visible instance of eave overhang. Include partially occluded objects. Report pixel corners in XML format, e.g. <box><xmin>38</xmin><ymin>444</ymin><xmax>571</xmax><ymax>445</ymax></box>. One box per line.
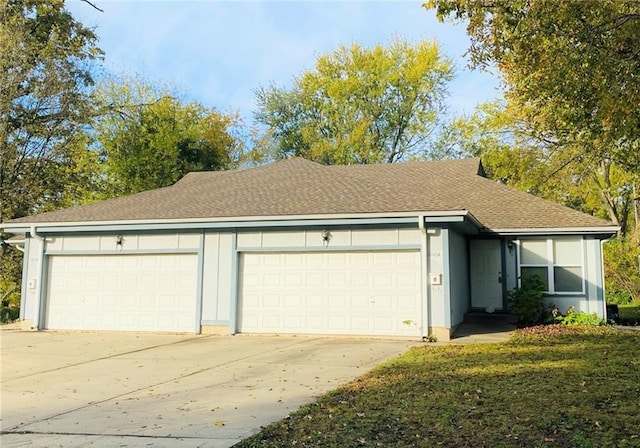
<box><xmin>483</xmin><ymin>226</ymin><xmax>619</xmax><ymax>239</ymax></box>
<box><xmin>1</xmin><ymin>210</ymin><xmax>482</xmax><ymax>235</ymax></box>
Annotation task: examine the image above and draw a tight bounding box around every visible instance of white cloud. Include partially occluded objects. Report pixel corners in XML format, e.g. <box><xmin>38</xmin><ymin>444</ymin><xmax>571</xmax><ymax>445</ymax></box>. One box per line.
<box><xmin>66</xmin><ymin>0</ymin><xmax>501</xmax><ymax>120</ymax></box>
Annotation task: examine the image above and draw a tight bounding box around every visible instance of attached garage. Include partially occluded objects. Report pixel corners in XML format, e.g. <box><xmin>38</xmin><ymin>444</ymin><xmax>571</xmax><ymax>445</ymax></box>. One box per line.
<box><xmin>4</xmin><ymin>157</ymin><xmax>617</xmax><ymax>340</ymax></box>
<box><xmin>238</xmin><ymin>251</ymin><xmax>423</xmax><ymax>337</ymax></box>
<box><xmin>45</xmin><ymin>253</ymin><xmax>198</xmax><ymax>332</ymax></box>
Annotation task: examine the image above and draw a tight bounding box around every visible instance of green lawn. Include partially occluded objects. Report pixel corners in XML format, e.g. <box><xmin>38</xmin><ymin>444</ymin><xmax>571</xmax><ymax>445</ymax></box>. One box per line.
<box><xmin>237</xmin><ymin>326</ymin><xmax>640</xmax><ymax>448</ymax></box>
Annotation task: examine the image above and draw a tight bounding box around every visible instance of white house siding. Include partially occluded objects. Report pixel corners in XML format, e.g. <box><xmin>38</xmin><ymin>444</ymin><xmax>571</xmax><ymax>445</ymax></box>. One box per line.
<box><xmin>448</xmin><ymin>229</ymin><xmax>469</xmax><ymax>328</ymax></box>
<box><xmin>21</xmin><ymin>237</ymin><xmax>43</xmax><ymax>323</ymax></box>
<box><xmin>236</xmin><ymin>228</ymin><xmax>422</xmax><ymax>249</ymax></box>
<box><xmin>44</xmin><ymin>234</ymin><xmax>200</xmax><ymax>252</ymax></box>
<box><xmin>425</xmin><ymin>228</ymin><xmax>445</xmax><ymax>336</ymax></box>
<box><xmin>201</xmin><ymin>232</ymin><xmax>235</xmax><ymax>324</ymax></box>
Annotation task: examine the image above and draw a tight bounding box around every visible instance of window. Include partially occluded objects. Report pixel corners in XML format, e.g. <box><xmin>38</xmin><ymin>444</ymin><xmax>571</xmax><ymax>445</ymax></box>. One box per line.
<box><xmin>518</xmin><ymin>237</ymin><xmax>584</xmax><ymax>294</ymax></box>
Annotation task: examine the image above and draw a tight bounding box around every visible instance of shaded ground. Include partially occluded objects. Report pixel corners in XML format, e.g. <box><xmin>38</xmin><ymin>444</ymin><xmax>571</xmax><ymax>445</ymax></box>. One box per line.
<box><xmin>1</xmin><ymin>331</ymin><xmax>415</xmax><ymax>448</ymax></box>
<box><xmin>236</xmin><ymin>325</ymin><xmax>640</xmax><ymax>448</ymax></box>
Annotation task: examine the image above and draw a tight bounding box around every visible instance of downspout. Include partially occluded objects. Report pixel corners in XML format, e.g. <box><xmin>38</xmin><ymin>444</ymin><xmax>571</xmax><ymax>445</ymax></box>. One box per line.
<box><xmin>419</xmin><ymin>215</ymin><xmax>430</xmax><ymax>340</ymax></box>
<box><xmin>30</xmin><ymin>226</ymin><xmax>45</xmax><ymax>330</ymax></box>
<box><xmin>600</xmin><ymin>235</ymin><xmax>616</xmax><ymax>320</ymax></box>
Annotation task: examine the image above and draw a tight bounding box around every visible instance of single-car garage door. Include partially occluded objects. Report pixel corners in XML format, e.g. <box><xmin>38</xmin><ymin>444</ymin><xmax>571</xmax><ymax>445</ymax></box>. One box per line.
<box><xmin>45</xmin><ymin>254</ymin><xmax>198</xmax><ymax>332</ymax></box>
<box><xmin>239</xmin><ymin>251</ymin><xmax>422</xmax><ymax>337</ymax></box>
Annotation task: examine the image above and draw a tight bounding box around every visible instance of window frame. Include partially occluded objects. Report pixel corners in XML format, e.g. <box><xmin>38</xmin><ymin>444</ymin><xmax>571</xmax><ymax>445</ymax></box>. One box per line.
<box><xmin>517</xmin><ymin>237</ymin><xmax>585</xmax><ymax>295</ymax></box>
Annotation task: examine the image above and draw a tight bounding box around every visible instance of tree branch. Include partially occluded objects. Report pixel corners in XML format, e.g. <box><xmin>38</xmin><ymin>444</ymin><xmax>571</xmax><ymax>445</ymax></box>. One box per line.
<box><xmin>80</xmin><ymin>0</ymin><xmax>104</xmax><ymax>13</ymax></box>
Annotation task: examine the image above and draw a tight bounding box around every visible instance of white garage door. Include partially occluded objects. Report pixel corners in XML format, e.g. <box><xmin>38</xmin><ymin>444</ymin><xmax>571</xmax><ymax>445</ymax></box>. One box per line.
<box><xmin>46</xmin><ymin>254</ymin><xmax>198</xmax><ymax>332</ymax></box>
<box><xmin>239</xmin><ymin>251</ymin><xmax>422</xmax><ymax>337</ymax></box>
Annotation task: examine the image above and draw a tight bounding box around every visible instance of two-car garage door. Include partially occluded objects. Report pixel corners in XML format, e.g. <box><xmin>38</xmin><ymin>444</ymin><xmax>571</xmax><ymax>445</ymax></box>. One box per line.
<box><xmin>239</xmin><ymin>251</ymin><xmax>422</xmax><ymax>337</ymax></box>
<box><xmin>44</xmin><ymin>250</ymin><xmax>423</xmax><ymax>337</ymax></box>
<box><xmin>45</xmin><ymin>254</ymin><xmax>198</xmax><ymax>332</ymax></box>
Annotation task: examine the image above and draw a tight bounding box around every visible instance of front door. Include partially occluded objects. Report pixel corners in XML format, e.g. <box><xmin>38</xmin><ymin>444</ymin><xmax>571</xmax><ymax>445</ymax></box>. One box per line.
<box><xmin>470</xmin><ymin>239</ymin><xmax>503</xmax><ymax>311</ymax></box>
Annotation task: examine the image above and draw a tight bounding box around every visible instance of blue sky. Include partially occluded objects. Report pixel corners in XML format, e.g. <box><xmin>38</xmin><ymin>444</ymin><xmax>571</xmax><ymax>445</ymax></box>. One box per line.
<box><xmin>67</xmin><ymin>0</ymin><xmax>502</xmax><ymax>122</ymax></box>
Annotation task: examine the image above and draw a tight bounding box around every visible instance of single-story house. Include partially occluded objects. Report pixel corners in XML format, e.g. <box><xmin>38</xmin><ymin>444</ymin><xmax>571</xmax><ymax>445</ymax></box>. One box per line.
<box><xmin>1</xmin><ymin>157</ymin><xmax>618</xmax><ymax>340</ymax></box>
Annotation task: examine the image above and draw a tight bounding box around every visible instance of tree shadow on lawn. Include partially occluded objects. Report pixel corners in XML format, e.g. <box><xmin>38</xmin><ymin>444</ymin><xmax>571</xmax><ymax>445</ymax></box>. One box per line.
<box><xmin>237</xmin><ymin>328</ymin><xmax>640</xmax><ymax>448</ymax></box>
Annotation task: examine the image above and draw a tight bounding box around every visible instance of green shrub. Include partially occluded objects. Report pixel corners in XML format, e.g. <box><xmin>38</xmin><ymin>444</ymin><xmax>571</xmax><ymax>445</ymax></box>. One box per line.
<box><xmin>559</xmin><ymin>310</ymin><xmax>605</xmax><ymax>326</ymax></box>
<box><xmin>544</xmin><ymin>304</ymin><xmax>605</xmax><ymax>326</ymax></box>
<box><xmin>507</xmin><ymin>275</ymin><xmax>546</xmax><ymax>324</ymax></box>
<box><xmin>605</xmin><ymin>284</ymin><xmax>633</xmax><ymax>305</ymax></box>
<box><xmin>0</xmin><ymin>277</ymin><xmax>21</xmax><ymax>324</ymax></box>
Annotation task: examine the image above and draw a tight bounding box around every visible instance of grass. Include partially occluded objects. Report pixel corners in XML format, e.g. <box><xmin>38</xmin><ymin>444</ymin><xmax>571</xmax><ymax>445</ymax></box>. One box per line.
<box><xmin>237</xmin><ymin>326</ymin><xmax>640</xmax><ymax>448</ymax></box>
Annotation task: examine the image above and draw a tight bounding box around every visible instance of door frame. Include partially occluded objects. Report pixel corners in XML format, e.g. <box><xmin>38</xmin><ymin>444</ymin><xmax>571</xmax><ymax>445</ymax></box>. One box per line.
<box><xmin>468</xmin><ymin>238</ymin><xmax>507</xmax><ymax>311</ymax></box>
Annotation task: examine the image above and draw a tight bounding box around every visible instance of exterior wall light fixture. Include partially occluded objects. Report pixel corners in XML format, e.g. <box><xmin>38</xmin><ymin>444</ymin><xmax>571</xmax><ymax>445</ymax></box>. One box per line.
<box><xmin>321</xmin><ymin>230</ymin><xmax>332</xmax><ymax>247</ymax></box>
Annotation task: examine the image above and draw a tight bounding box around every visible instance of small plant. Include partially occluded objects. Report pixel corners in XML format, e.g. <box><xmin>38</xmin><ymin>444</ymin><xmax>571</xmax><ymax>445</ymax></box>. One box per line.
<box><xmin>424</xmin><ymin>333</ymin><xmax>437</xmax><ymax>343</ymax></box>
<box><xmin>558</xmin><ymin>310</ymin><xmax>605</xmax><ymax>326</ymax></box>
<box><xmin>545</xmin><ymin>305</ymin><xmax>605</xmax><ymax>326</ymax></box>
<box><xmin>507</xmin><ymin>275</ymin><xmax>546</xmax><ymax>324</ymax></box>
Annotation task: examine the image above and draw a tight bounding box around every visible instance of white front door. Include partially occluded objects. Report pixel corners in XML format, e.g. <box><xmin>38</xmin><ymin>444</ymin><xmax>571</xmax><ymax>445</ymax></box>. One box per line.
<box><xmin>45</xmin><ymin>254</ymin><xmax>198</xmax><ymax>332</ymax></box>
<box><xmin>470</xmin><ymin>239</ymin><xmax>503</xmax><ymax>310</ymax></box>
<box><xmin>238</xmin><ymin>251</ymin><xmax>422</xmax><ymax>337</ymax></box>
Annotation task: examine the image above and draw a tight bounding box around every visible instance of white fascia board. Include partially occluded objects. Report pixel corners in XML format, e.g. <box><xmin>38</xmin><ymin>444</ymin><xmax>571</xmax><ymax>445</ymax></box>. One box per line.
<box><xmin>487</xmin><ymin>226</ymin><xmax>619</xmax><ymax>236</ymax></box>
<box><xmin>1</xmin><ymin>210</ymin><xmax>477</xmax><ymax>234</ymax></box>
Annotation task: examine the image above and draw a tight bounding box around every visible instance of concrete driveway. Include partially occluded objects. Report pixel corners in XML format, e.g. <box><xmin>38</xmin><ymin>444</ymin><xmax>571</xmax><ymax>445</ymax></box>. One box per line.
<box><xmin>0</xmin><ymin>329</ymin><xmax>416</xmax><ymax>447</ymax></box>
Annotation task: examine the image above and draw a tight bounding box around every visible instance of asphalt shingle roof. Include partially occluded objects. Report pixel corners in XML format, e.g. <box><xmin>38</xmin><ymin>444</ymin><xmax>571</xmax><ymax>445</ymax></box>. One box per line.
<box><xmin>6</xmin><ymin>157</ymin><xmax>615</xmax><ymax>231</ymax></box>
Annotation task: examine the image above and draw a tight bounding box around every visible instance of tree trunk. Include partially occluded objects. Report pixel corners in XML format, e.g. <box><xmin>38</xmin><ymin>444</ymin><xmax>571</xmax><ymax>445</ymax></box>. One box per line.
<box><xmin>594</xmin><ymin>159</ymin><xmax>623</xmax><ymax>237</ymax></box>
<box><xmin>633</xmin><ymin>182</ymin><xmax>640</xmax><ymax>245</ymax></box>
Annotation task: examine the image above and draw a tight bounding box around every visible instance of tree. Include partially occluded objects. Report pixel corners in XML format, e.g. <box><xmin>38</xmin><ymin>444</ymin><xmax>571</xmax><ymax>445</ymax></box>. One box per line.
<box><xmin>425</xmin><ymin>0</ymin><xmax>640</xmax><ymax>238</ymax></box>
<box><xmin>441</xmin><ymin>101</ymin><xmax>634</xmax><ymax>228</ymax></box>
<box><xmin>1</xmin><ymin>0</ymin><xmax>103</xmax><ymax>223</ymax></box>
<box><xmin>255</xmin><ymin>38</ymin><xmax>453</xmax><ymax>165</ymax></box>
<box><xmin>93</xmin><ymin>77</ymin><xmax>244</xmax><ymax>197</ymax></box>
<box><xmin>1</xmin><ymin>0</ymin><xmax>103</xmax><ymax>321</ymax></box>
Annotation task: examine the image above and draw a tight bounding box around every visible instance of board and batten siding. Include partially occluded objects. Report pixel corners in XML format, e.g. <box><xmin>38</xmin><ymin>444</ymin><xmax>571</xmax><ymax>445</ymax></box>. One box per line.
<box><xmin>236</xmin><ymin>228</ymin><xmax>423</xmax><ymax>249</ymax></box>
<box><xmin>21</xmin><ymin>236</ymin><xmax>42</xmax><ymax>323</ymax></box>
<box><xmin>44</xmin><ymin>233</ymin><xmax>200</xmax><ymax>252</ymax></box>
<box><xmin>425</xmin><ymin>228</ymin><xmax>445</xmax><ymax>335</ymax></box>
<box><xmin>447</xmin><ymin>229</ymin><xmax>469</xmax><ymax>328</ymax></box>
<box><xmin>201</xmin><ymin>232</ymin><xmax>235</xmax><ymax>325</ymax></box>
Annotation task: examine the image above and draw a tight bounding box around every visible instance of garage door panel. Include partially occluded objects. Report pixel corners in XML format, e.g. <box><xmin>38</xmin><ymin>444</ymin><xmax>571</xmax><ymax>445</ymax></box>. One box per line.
<box><xmin>46</xmin><ymin>254</ymin><xmax>197</xmax><ymax>332</ymax></box>
<box><xmin>239</xmin><ymin>251</ymin><xmax>422</xmax><ymax>337</ymax></box>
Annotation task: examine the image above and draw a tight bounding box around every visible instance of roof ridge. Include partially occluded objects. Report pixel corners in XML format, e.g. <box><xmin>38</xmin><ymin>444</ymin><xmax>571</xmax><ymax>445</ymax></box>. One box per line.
<box><xmin>3</xmin><ymin>156</ymin><xmax>615</xmax><ymax>231</ymax></box>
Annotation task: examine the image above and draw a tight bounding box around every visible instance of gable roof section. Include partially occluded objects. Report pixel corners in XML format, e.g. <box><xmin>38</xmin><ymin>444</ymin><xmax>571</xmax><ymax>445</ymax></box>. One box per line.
<box><xmin>4</xmin><ymin>157</ymin><xmax>615</xmax><ymax>232</ymax></box>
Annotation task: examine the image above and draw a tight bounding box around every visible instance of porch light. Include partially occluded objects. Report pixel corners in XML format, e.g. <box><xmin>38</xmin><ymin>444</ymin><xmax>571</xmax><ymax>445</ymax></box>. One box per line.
<box><xmin>321</xmin><ymin>230</ymin><xmax>332</xmax><ymax>246</ymax></box>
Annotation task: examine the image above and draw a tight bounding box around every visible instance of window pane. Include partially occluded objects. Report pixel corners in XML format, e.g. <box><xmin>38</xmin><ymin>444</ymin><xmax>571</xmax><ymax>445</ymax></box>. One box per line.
<box><xmin>520</xmin><ymin>240</ymin><xmax>548</xmax><ymax>265</ymax></box>
<box><xmin>521</xmin><ymin>267</ymin><xmax>549</xmax><ymax>291</ymax></box>
<box><xmin>554</xmin><ymin>267</ymin><xmax>583</xmax><ymax>292</ymax></box>
<box><xmin>553</xmin><ymin>238</ymin><xmax>582</xmax><ymax>265</ymax></box>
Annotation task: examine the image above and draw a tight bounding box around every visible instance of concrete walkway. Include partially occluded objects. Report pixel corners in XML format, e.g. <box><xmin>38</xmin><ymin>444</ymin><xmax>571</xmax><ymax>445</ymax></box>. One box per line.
<box><xmin>1</xmin><ymin>330</ymin><xmax>417</xmax><ymax>448</ymax></box>
<box><xmin>451</xmin><ymin>322</ymin><xmax>516</xmax><ymax>344</ymax></box>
